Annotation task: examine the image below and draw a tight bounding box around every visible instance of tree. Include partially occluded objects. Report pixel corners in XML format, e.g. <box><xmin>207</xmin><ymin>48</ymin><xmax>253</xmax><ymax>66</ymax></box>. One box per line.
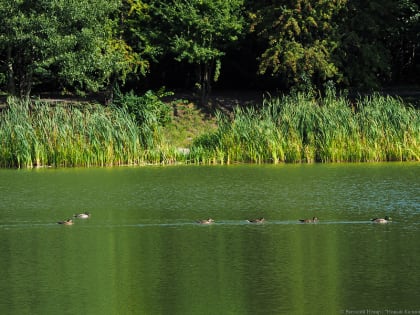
<box><xmin>250</xmin><ymin>0</ymin><xmax>346</xmax><ymax>91</ymax></box>
<box><xmin>387</xmin><ymin>0</ymin><xmax>419</xmax><ymax>84</ymax></box>
<box><xmin>334</xmin><ymin>0</ymin><xmax>395</xmax><ymax>89</ymax></box>
<box><xmin>149</xmin><ymin>0</ymin><xmax>245</xmax><ymax>106</ymax></box>
<box><xmin>333</xmin><ymin>0</ymin><xmax>419</xmax><ymax>89</ymax></box>
<box><xmin>0</xmin><ymin>0</ymin><xmax>141</xmax><ymax>98</ymax></box>
<box><xmin>123</xmin><ymin>0</ymin><xmax>162</xmax><ymax>63</ymax></box>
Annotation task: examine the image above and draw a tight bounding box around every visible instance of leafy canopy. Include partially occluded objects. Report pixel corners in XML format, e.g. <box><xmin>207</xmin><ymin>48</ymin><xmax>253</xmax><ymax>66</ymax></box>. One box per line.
<box><xmin>154</xmin><ymin>0</ymin><xmax>244</xmax><ymax>65</ymax></box>
<box><xmin>251</xmin><ymin>0</ymin><xmax>346</xmax><ymax>89</ymax></box>
<box><xmin>0</xmin><ymin>0</ymin><xmax>142</xmax><ymax>96</ymax></box>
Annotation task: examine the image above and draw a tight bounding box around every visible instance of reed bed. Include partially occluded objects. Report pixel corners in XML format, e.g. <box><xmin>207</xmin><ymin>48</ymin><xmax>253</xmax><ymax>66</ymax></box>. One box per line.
<box><xmin>1</xmin><ymin>93</ymin><xmax>418</xmax><ymax>168</ymax></box>
<box><xmin>0</xmin><ymin>98</ymin><xmax>180</xmax><ymax>168</ymax></box>
<box><xmin>191</xmin><ymin>92</ymin><xmax>420</xmax><ymax>164</ymax></box>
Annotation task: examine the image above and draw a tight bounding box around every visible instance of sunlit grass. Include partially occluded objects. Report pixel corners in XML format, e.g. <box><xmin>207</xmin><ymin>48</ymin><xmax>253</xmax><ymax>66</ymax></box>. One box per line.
<box><xmin>1</xmin><ymin>92</ymin><xmax>418</xmax><ymax>168</ymax></box>
<box><xmin>191</xmin><ymin>92</ymin><xmax>420</xmax><ymax>164</ymax></box>
<box><xmin>0</xmin><ymin>98</ymin><xmax>179</xmax><ymax>168</ymax></box>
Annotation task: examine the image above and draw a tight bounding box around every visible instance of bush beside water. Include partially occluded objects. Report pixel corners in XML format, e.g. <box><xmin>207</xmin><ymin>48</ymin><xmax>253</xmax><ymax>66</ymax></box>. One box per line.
<box><xmin>0</xmin><ymin>92</ymin><xmax>419</xmax><ymax>168</ymax></box>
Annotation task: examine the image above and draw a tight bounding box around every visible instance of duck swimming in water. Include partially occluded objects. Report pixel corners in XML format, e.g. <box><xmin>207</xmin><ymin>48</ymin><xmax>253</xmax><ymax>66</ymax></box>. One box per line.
<box><xmin>247</xmin><ymin>217</ymin><xmax>265</xmax><ymax>223</ymax></box>
<box><xmin>196</xmin><ymin>218</ymin><xmax>214</xmax><ymax>224</ymax></box>
<box><xmin>371</xmin><ymin>216</ymin><xmax>391</xmax><ymax>224</ymax></box>
<box><xmin>74</xmin><ymin>212</ymin><xmax>90</xmax><ymax>219</ymax></box>
<box><xmin>299</xmin><ymin>217</ymin><xmax>318</xmax><ymax>223</ymax></box>
<box><xmin>57</xmin><ymin>219</ymin><xmax>74</xmax><ymax>225</ymax></box>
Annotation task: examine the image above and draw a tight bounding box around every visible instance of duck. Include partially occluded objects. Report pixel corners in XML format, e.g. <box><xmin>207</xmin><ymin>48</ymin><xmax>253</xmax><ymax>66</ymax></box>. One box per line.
<box><xmin>371</xmin><ymin>216</ymin><xmax>392</xmax><ymax>224</ymax></box>
<box><xmin>196</xmin><ymin>218</ymin><xmax>214</xmax><ymax>224</ymax></box>
<box><xmin>57</xmin><ymin>219</ymin><xmax>74</xmax><ymax>225</ymax></box>
<box><xmin>299</xmin><ymin>217</ymin><xmax>319</xmax><ymax>223</ymax></box>
<box><xmin>247</xmin><ymin>217</ymin><xmax>265</xmax><ymax>223</ymax></box>
<box><xmin>74</xmin><ymin>212</ymin><xmax>90</xmax><ymax>219</ymax></box>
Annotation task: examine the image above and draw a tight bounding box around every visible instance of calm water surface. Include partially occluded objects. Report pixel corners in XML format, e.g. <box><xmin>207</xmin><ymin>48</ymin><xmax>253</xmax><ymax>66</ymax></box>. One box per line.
<box><xmin>0</xmin><ymin>163</ymin><xmax>419</xmax><ymax>315</ymax></box>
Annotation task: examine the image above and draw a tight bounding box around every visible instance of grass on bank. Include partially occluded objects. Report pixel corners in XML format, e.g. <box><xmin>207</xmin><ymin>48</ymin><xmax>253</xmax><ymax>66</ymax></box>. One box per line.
<box><xmin>0</xmin><ymin>98</ymin><xmax>178</xmax><ymax>168</ymax></box>
<box><xmin>0</xmin><ymin>90</ymin><xmax>418</xmax><ymax>168</ymax></box>
<box><xmin>163</xmin><ymin>101</ymin><xmax>217</xmax><ymax>148</ymax></box>
<box><xmin>191</xmin><ymin>91</ymin><xmax>419</xmax><ymax>164</ymax></box>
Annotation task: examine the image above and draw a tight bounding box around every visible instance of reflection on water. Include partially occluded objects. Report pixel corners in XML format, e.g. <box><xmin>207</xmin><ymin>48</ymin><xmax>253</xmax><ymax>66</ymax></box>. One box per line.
<box><xmin>0</xmin><ymin>163</ymin><xmax>419</xmax><ymax>314</ymax></box>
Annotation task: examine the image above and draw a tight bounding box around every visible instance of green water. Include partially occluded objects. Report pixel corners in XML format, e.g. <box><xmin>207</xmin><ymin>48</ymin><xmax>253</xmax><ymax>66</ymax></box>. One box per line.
<box><xmin>0</xmin><ymin>163</ymin><xmax>419</xmax><ymax>315</ymax></box>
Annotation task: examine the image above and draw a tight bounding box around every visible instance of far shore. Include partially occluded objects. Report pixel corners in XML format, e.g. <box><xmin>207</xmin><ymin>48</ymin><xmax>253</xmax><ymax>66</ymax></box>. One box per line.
<box><xmin>1</xmin><ymin>86</ymin><xmax>420</xmax><ymax>110</ymax></box>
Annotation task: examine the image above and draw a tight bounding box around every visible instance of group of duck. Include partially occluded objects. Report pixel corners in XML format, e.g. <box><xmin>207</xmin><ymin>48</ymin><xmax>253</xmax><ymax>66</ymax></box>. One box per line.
<box><xmin>57</xmin><ymin>212</ymin><xmax>90</xmax><ymax>225</ymax></box>
<box><xmin>196</xmin><ymin>216</ymin><xmax>392</xmax><ymax>225</ymax></box>
<box><xmin>58</xmin><ymin>213</ymin><xmax>392</xmax><ymax>226</ymax></box>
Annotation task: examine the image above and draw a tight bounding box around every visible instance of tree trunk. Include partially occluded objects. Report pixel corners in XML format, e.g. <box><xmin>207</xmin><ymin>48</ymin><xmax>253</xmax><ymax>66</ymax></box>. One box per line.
<box><xmin>8</xmin><ymin>50</ymin><xmax>33</xmax><ymax>99</ymax></box>
<box><xmin>18</xmin><ymin>69</ymin><xmax>33</xmax><ymax>99</ymax></box>
<box><xmin>6</xmin><ymin>46</ymin><xmax>16</xmax><ymax>96</ymax></box>
<box><xmin>105</xmin><ymin>76</ymin><xmax>117</xmax><ymax>105</ymax></box>
<box><xmin>198</xmin><ymin>62</ymin><xmax>212</xmax><ymax>107</ymax></box>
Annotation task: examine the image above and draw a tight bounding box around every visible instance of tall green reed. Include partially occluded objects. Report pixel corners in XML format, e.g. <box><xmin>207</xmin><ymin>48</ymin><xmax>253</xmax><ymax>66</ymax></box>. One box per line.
<box><xmin>192</xmin><ymin>92</ymin><xmax>420</xmax><ymax>164</ymax></box>
<box><xmin>0</xmin><ymin>98</ymin><xmax>179</xmax><ymax>168</ymax></box>
<box><xmin>1</xmin><ymin>92</ymin><xmax>418</xmax><ymax>167</ymax></box>
<box><xmin>356</xmin><ymin>94</ymin><xmax>419</xmax><ymax>161</ymax></box>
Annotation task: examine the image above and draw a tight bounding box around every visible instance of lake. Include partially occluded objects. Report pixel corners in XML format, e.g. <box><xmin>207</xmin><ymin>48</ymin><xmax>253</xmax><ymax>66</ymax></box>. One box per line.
<box><xmin>0</xmin><ymin>163</ymin><xmax>419</xmax><ymax>315</ymax></box>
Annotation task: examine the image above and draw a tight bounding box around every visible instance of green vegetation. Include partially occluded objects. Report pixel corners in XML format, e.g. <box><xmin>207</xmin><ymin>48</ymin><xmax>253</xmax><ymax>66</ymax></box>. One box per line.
<box><xmin>251</xmin><ymin>0</ymin><xmax>346</xmax><ymax>89</ymax></box>
<box><xmin>1</xmin><ymin>92</ymin><xmax>418</xmax><ymax>168</ymax></box>
<box><xmin>0</xmin><ymin>0</ymin><xmax>142</xmax><ymax>98</ymax></box>
<box><xmin>0</xmin><ymin>1</ymin><xmax>418</xmax><ymax>168</ymax></box>
<box><xmin>113</xmin><ymin>88</ymin><xmax>173</xmax><ymax>149</ymax></box>
<box><xmin>0</xmin><ymin>1</ymin><xmax>418</xmax><ymax>98</ymax></box>
<box><xmin>0</xmin><ymin>97</ymin><xmax>179</xmax><ymax>168</ymax></box>
<box><xmin>191</xmin><ymin>91</ymin><xmax>419</xmax><ymax>164</ymax></box>
<box><xmin>163</xmin><ymin>101</ymin><xmax>217</xmax><ymax>148</ymax></box>
<box><xmin>147</xmin><ymin>0</ymin><xmax>244</xmax><ymax>105</ymax></box>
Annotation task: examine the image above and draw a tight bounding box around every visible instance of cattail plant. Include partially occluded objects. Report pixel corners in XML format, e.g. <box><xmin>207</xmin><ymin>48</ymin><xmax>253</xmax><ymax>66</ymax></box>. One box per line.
<box><xmin>0</xmin><ymin>98</ymin><xmax>178</xmax><ymax>168</ymax></box>
<box><xmin>191</xmin><ymin>92</ymin><xmax>419</xmax><ymax>164</ymax></box>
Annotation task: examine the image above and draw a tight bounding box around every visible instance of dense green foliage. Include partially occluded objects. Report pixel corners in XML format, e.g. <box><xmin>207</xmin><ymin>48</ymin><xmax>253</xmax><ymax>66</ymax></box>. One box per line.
<box><xmin>334</xmin><ymin>0</ymin><xmax>418</xmax><ymax>89</ymax></box>
<box><xmin>0</xmin><ymin>1</ymin><xmax>418</xmax><ymax>168</ymax></box>
<box><xmin>1</xmin><ymin>93</ymin><xmax>418</xmax><ymax>168</ymax></box>
<box><xmin>0</xmin><ymin>98</ymin><xmax>180</xmax><ymax>167</ymax></box>
<box><xmin>0</xmin><ymin>0</ymin><xmax>143</xmax><ymax>98</ymax></box>
<box><xmin>0</xmin><ymin>0</ymin><xmax>418</xmax><ymax>96</ymax></box>
<box><xmin>113</xmin><ymin>88</ymin><xmax>172</xmax><ymax>148</ymax></box>
<box><xmin>146</xmin><ymin>0</ymin><xmax>244</xmax><ymax>104</ymax></box>
<box><xmin>250</xmin><ymin>0</ymin><xmax>346</xmax><ymax>89</ymax></box>
<box><xmin>191</xmin><ymin>92</ymin><xmax>419</xmax><ymax>164</ymax></box>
